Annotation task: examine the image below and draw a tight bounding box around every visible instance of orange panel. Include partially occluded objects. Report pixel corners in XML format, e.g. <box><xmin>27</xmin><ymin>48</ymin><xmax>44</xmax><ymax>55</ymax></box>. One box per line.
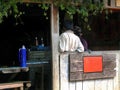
<box><xmin>84</xmin><ymin>56</ymin><xmax>103</xmax><ymax>73</ymax></box>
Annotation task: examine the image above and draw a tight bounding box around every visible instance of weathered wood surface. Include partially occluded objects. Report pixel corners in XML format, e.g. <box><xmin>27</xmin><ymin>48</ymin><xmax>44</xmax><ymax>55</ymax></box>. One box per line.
<box><xmin>28</xmin><ymin>51</ymin><xmax>51</xmax><ymax>61</ymax></box>
<box><xmin>0</xmin><ymin>81</ymin><xmax>24</xmax><ymax>90</ymax></box>
<box><xmin>59</xmin><ymin>51</ymin><xmax>120</xmax><ymax>90</ymax></box>
<box><xmin>104</xmin><ymin>0</ymin><xmax>120</xmax><ymax>9</ymax></box>
<box><xmin>116</xmin><ymin>0</ymin><xmax>120</xmax><ymax>6</ymax></box>
<box><xmin>0</xmin><ymin>67</ymin><xmax>29</xmax><ymax>74</ymax></box>
<box><xmin>69</xmin><ymin>53</ymin><xmax>116</xmax><ymax>81</ymax></box>
<box><xmin>51</xmin><ymin>4</ymin><xmax>60</xmax><ymax>90</ymax></box>
<box><xmin>0</xmin><ymin>81</ymin><xmax>31</xmax><ymax>90</ymax></box>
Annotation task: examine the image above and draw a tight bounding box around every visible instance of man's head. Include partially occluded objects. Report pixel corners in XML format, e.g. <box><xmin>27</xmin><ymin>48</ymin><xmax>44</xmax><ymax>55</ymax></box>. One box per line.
<box><xmin>63</xmin><ymin>20</ymin><xmax>73</xmax><ymax>30</ymax></box>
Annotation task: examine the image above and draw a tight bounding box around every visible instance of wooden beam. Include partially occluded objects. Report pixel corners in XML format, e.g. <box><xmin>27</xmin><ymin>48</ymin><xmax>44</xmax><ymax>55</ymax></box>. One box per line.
<box><xmin>111</xmin><ymin>0</ymin><xmax>115</xmax><ymax>7</ymax></box>
<box><xmin>0</xmin><ymin>82</ymin><xmax>24</xmax><ymax>90</ymax></box>
<box><xmin>105</xmin><ymin>6</ymin><xmax>120</xmax><ymax>11</ymax></box>
<box><xmin>51</xmin><ymin>4</ymin><xmax>60</xmax><ymax>90</ymax></box>
<box><xmin>104</xmin><ymin>0</ymin><xmax>108</xmax><ymax>7</ymax></box>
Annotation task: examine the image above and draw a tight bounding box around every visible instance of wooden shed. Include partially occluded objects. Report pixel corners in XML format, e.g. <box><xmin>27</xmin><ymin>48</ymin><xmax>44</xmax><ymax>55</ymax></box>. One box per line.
<box><xmin>0</xmin><ymin>0</ymin><xmax>120</xmax><ymax>90</ymax></box>
<box><xmin>45</xmin><ymin>1</ymin><xmax>120</xmax><ymax>90</ymax></box>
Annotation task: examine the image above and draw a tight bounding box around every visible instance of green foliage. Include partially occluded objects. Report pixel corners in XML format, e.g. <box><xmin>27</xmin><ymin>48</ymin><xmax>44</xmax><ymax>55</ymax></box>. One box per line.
<box><xmin>0</xmin><ymin>0</ymin><xmax>106</xmax><ymax>30</ymax></box>
<box><xmin>0</xmin><ymin>0</ymin><xmax>23</xmax><ymax>23</ymax></box>
<box><xmin>54</xmin><ymin>0</ymin><xmax>105</xmax><ymax>30</ymax></box>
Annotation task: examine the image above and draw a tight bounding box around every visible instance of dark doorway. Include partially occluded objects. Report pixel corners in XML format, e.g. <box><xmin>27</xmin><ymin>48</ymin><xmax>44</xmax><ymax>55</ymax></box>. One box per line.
<box><xmin>0</xmin><ymin>3</ymin><xmax>51</xmax><ymax>66</ymax></box>
<box><xmin>0</xmin><ymin>3</ymin><xmax>51</xmax><ymax>90</ymax></box>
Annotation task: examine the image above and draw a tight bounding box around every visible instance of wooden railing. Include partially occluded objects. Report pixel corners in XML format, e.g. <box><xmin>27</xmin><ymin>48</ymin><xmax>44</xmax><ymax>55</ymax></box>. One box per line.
<box><xmin>104</xmin><ymin>0</ymin><xmax>120</xmax><ymax>9</ymax></box>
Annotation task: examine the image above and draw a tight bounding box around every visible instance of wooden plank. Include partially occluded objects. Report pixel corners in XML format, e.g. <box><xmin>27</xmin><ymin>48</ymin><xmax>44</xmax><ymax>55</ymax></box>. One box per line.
<box><xmin>60</xmin><ymin>54</ymin><xmax>69</xmax><ymax>90</ymax></box>
<box><xmin>83</xmin><ymin>70</ymin><xmax>116</xmax><ymax>80</ymax></box>
<box><xmin>70</xmin><ymin>72</ymin><xmax>83</xmax><ymax>81</ymax></box>
<box><xmin>69</xmin><ymin>53</ymin><xmax>83</xmax><ymax>63</ymax></box>
<box><xmin>103</xmin><ymin>61</ymin><xmax>116</xmax><ymax>70</ymax></box>
<box><xmin>76</xmin><ymin>81</ymin><xmax>83</xmax><ymax>90</ymax></box>
<box><xmin>107</xmin><ymin>79</ymin><xmax>114</xmax><ymax>90</ymax></box>
<box><xmin>111</xmin><ymin>0</ymin><xmax>115</xmax><ymax>7</ymax></box>
<box><xmin>102</xmin><ymin>80</ymin><xmax>108</xmax><ymax>90</ymax></box>
<box><xmin>104</xmin><ymin>0</ymin><xmax>108</xmax><ymax>7</ymax></box>
<box><xmin>95</xmin><ymin>80</ymin><xmax>103</xmax><ymax>90</ymax></box>
<box><xmin>95</xmin><ymin>79</ymin><xmax>108</xmax><ymax>90</ymax></box>
<box><xmin>69</xmin><ymin>53</ymin><xmax>83</xmax><ymax>81</ymax></box>
<box><xmin>113</xmin><ymin>53</ymin><xmax>119</xmax><ymax>90</ymax></box>
<box><xmin>0</xmin><ymin>82</ymin><xmax>24</xmax><ymax>90</ymax></box>
<box><xmin>51</xmin><ymin>4</ymin><xmax>59</xmax><ymax>90</ymax></box>
<box><xmin>0</xmin><ymin>67</ymin><xmax>29</xmax><ymax>74</ymax></box>
<box><xmin>116</xmin><ymin>0</ymin><xmax>120</xmax><ymax>6</ymax></box>
<box><xmin>69</xmin><ymin>53</ymin><xmax>116</xmax><ymax>81</ymax></box>
<box><xmin>103</xmin><ymin>54</ymin><xmax>116</xmax><ymax>61</ymax></box>
<box><xmin>70</xmin><ymin>82</ymin><xmax>75</xmax><ymax>90</ymax></box>
<box><xmin>70</xmin><ymin>62</ymin><xmax>83</xmax><ymax>72</ymax></box>
<box><xmin>0</xmin><ymin>81</ymin><xmax>31</xmax><ymax>90</ymax></box>
<box><xmin>83</xmin><ymin>80</ymin><xmax>95</xmax><ymax>90</ymax></box>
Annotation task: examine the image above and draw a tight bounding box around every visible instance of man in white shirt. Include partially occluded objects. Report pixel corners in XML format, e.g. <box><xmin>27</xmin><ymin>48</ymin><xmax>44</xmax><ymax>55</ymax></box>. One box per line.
<box><xmin>59</xmin><ymin>20</ymin><xmax>84</xmax><ymax>53</ymax></box>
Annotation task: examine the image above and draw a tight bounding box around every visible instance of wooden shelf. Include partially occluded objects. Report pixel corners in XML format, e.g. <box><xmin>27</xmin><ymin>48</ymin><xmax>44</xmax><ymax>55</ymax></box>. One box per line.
<box><xmin>0</xmin><ymin>67</ymin><xmax>29</xmax><ymax>74</ymax></box>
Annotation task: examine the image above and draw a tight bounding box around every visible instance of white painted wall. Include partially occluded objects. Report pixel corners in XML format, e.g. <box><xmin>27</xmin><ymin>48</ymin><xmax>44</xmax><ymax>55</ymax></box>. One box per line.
<box><xmin>59</xmin><ymin>51</ymin><xmax>120</xmax><ymax>90</ymax></box>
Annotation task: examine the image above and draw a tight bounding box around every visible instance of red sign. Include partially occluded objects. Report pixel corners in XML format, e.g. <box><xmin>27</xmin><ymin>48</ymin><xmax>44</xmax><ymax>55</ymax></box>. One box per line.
<box><xmin>83</xmin><ymin>56</ymin><xmax>103</xmax><ymax>73</ymax></box>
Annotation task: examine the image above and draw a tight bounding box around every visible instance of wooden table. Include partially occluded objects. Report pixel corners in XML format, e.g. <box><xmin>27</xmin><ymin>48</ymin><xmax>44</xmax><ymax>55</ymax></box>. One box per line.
<box><xmin>0</xmin><ymin>67</ymin><xmax>30</xmax><ymax>90</ymax></box>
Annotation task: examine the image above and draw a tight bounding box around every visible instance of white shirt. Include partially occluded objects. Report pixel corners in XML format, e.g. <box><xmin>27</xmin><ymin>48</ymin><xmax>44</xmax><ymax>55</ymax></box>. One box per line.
<box><xmin>59</xmin><ymin>30</ymin><xmax>84</xmax><ymax>52</ymax></box>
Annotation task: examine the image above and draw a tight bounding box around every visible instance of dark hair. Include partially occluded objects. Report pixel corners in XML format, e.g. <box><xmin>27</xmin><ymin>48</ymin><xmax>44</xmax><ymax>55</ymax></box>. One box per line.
<box><xmin>63</xmin><ymin>20</ymin><xmax>73</xmax><ymax>30</ymax></box>
<box><xmin>74</xmin><ymin>26</ymin><xmax>82</xmax><ymax>36</ymax></box>
<box><xmin>74</xmin><ymin>26</ymin><xmax>82</xmax><ymax>32</ymax></box>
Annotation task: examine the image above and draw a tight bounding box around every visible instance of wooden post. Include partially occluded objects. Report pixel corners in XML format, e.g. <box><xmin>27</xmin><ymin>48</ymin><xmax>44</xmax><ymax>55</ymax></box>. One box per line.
<box><xmin>111</xmin><ymin>0</ymin><xmax>115</xmax><ymax>7</ymax></box>
<box><xmin>103</xmin><ymin>0</ymin><xmax>108</xmax><ymax>7</ymax></box>
<box><xmin>51</xmin><ymin>4</ymin><xmax>60</xmax><ymax>90</ymax></box>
